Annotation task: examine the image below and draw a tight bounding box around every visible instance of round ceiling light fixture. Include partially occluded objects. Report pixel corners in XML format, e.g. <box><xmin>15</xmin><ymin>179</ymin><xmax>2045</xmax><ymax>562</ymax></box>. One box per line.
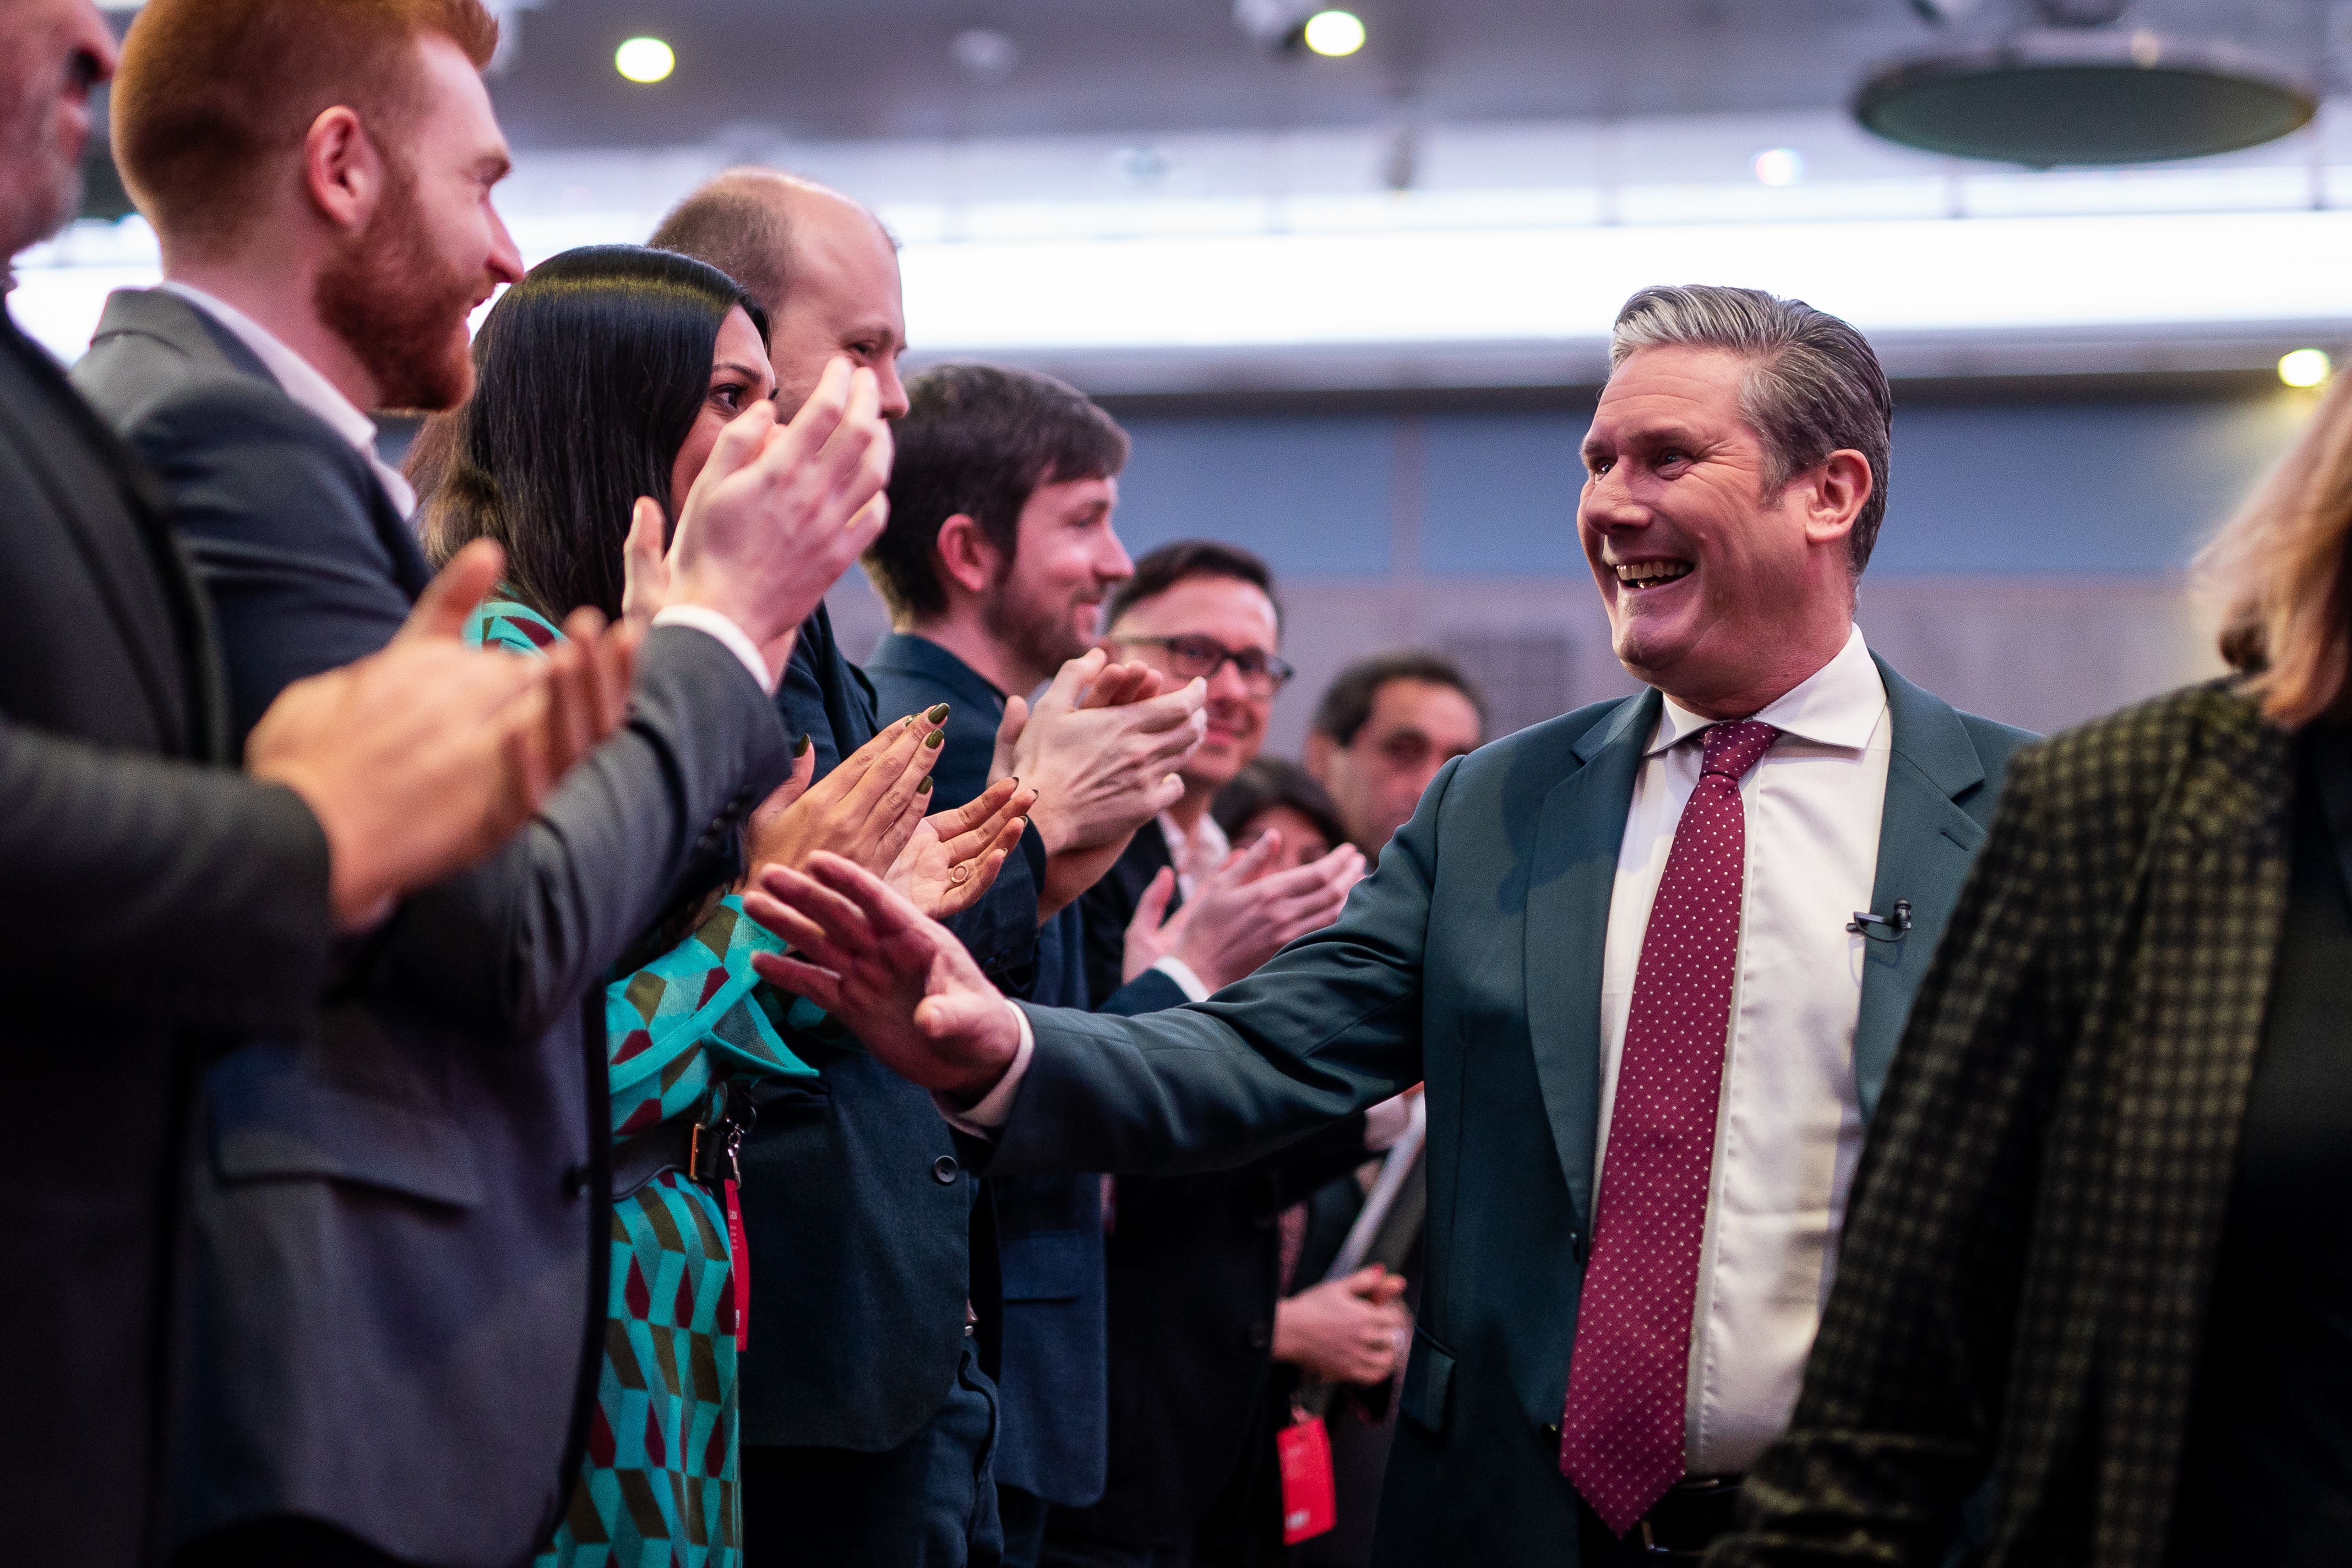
<box><xmin>1302</xmin><ymin>10</ymin><xmax>1366</xmax><ymax>57</ymax></box>
<box><xmin>614</xmin><ymin>36</ymin><xmax>675</xmax><ymax>84</ymax></box>
<box><xmin>1854</xmin><ymin>28</ymin><xmax>2313</xmax><ymax>167</ymax></box>
<box><xmin>2280</xmin><ymin>349</ymin><xmax>2332</xmax><ymax>389</ymax></box>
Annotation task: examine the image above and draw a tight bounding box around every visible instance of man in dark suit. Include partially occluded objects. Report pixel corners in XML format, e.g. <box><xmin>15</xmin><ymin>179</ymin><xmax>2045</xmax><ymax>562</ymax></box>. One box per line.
<box><xmin>1029</xmin><ymin>538</ymin><xmax>1392</xmax><ymax>1568</ymax></box>
<box><xmin>74</xmin><ymin>6</ymin><xmax>890</xmax><ymax>1563</ymax></box>
<box><xmin>0</xmin><ymin>6</ymin><xmax>625</xmax><ymax>1562</ymax></box>
<box><xmin>859</xmin><ymin>367</ymin><xmax>1364</xmax><ymax>1566</ymax></box>
<box><xmin>651</xmin><ymin>177</ymin><xmax>1210</xmax><ymax>1568</ymax></box>
<box><xmin>749</xmin><ymin>285</ymin><xmax>2036</xmax><ymax>1566</ymax></box>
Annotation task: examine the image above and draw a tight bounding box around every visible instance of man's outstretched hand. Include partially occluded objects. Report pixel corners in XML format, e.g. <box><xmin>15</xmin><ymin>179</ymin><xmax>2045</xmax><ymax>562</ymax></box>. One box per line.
<box><xmin>743</xmin><ymin>852</ymin><xmax>1022</xmax><ymax>1102</ymax></box>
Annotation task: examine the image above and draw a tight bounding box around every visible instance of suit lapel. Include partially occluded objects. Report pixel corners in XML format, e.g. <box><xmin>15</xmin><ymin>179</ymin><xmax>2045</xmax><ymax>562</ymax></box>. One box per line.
<box><xmin>1522</xmin><ymin>690</ymin><xmax>1656</xmax><ymax>1227</ymax></box>
<box><xmin>1853</xmin><ymin>658</ymin><xmax>1991</xmax><ymax>1122</ymax></box>
<box><xmin>98</xmin><ymin>289</ymin><xmax>433</xmax><ymax>603</ymax></box>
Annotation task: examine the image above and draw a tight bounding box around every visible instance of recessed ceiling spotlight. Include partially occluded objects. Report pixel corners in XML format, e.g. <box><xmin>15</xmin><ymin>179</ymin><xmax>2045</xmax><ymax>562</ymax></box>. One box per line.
<box><xmin>1303</xmin><ymin>10</ymin><xmax>1366</xmax><ymax>57</ymax></box>
<box><xmin>2279</xmin><ymin>349</ymin><xmax>2332</xmax><ymax>388</ymax></box>
<box><xmin>614</xmin><ymin>36</ymin><xmax>675</xmax><ymax>84</ymax></box>
<box><xmin>1753</xmin><ymin>148</ymin><xmax>1805</xmax><ymax>187</ymax></box>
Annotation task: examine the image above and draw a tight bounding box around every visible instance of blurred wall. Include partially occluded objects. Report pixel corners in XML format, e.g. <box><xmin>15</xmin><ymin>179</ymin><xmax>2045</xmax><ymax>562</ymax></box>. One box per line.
<box><xmin>832</xmin><ymin>382</ymin><xmax>2316</xmax><ymax>748</ymax></box>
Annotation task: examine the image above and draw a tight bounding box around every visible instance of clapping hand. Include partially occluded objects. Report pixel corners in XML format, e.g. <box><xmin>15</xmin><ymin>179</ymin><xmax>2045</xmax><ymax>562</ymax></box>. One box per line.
<box><xmin>888</xmin><ymin>776</ymin><xmax>1038</xmax><ymax>919</ymax></box>
<box><xmin>247</xmin><ymin>541</ymin><xmax>638</xmax><ymax>931</ymax></box>
<box><xmin>739</xmin><ymin>709</ymin><xmax>950</xmax><ymax>886</ymax></box>
<box><xmin>999</xmin><ymin>649</ymin><xmax>1207</xmax><ymax>918</ymax></box>
<box><xmin>743</xmin><ymin>853</ymin><xmax>1022</xmax><ymax>1100</ymax></box>
<box><xmin>1123</xmin><ymin>830</ymin><xmax>1367</xmax><ymax>992</ymax></box>
<box><xmin>662</xmin><ymin>357</ymin><xmax>894</xmax><ymax>685</ymax></box>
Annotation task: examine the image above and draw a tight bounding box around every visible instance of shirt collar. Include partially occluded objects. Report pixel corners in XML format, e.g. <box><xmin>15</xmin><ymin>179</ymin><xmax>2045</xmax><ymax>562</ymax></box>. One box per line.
<box><xmin>1159</xmin><ymin>808</ymin><xmax>1231</xmax><ymax>881</ymax></box>
<box><xmin>159</xmin><ymin>281</ymin><xmax>417</xmax><ymax>518</ymax></box>
<box><xmin>1647</xmin><ymin>624</ymin><xmax>1886</xmax><ymax>758</ymax></box>
<box><xmin>868</xmin><ymin>631</ymin><xmax>1012</xmax><ymax>713</ymax></box>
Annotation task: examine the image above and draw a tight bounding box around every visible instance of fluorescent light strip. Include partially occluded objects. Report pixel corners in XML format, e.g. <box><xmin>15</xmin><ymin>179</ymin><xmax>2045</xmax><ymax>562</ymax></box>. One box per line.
<box><xmin>14</xmin><ymin>206</ymin><xmax>2352</xmax><ymax>369</ymax></box>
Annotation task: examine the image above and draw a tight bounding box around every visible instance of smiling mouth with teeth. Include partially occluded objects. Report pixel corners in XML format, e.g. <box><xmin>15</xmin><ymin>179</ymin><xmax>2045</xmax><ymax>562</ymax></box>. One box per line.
<box><xmin>1612</xmin><ymin>559</ymin><xmax>1694</xmax><ymax>590</ymax></box>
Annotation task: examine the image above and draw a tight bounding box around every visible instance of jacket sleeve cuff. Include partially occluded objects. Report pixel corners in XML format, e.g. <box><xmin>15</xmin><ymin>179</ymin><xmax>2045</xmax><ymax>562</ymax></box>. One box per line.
<box><xmin>651</xmin><ymin>605</ymin><xmax>775</xmax><ymax>694</ymax></box>
<box><xmin>1150</xmin><ymin>955</ymin><xmax>1211</xmax><ymax>1003</ymax></box>
<box><xmin>936</xmin><ymin>1000</ymin><xmax>1035</xmax><ymax>1136</ymax></box>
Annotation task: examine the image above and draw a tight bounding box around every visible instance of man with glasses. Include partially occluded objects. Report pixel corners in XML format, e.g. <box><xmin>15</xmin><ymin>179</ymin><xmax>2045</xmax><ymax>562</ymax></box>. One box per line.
<box><xmin>1081</xmin><ymin>540</ymin><xmax>1327</xmax><ymax>1009</ymax></box>
<box><xmin>1021</xmin><ymin>541</ymin><xmax>1401</xmax><ymax>1568</ymax></box>
<box><xmin>863</xmin><ymin>368</ymin><xmax>1373</xmax><ymax>1567</ymax></box>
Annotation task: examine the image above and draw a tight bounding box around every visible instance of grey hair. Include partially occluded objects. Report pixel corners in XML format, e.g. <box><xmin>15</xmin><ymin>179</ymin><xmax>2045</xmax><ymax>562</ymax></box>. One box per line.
<box><xmin>1608</xmin><ymin>285</ymin><xmax>1893</xmax><ymax>576</ymax></box>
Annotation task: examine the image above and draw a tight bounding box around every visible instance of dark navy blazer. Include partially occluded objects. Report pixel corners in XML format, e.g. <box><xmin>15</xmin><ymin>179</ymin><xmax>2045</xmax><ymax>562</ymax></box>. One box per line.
<box><xmin>867</xmin><ymin>631</ymin><xmax>1186</xmax><ymax>1509</ymax></box>
<box><xmin>737</xmin><ymin>616</ymin><xmax>1061</xmax><ymax>1453</ymax></box>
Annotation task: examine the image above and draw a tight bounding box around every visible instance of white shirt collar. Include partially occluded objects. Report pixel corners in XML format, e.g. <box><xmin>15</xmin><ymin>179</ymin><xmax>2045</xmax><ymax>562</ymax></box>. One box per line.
<box><xmin>159</xmin><ymin>281</ymin><xmax>417</xmax><ymax>518</ymax></box>
<box><xmin>1647</xmin><ymin>623</ymin><xmax>1885</xmax><ymax>757</ymax></box>
<box><xmin>1159</xmin><ymin>808</ymin><xmax>1231</xmax><ymax>884</ymax></box>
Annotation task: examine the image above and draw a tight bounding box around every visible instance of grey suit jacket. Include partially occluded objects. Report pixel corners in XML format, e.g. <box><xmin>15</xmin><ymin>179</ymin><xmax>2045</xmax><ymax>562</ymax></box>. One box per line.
<box><xmin>75</xmin><ymin>288</ymin><xmax>792</xmax><ymax>1564</ymax></box>
<box><xmin>987</xmin><ymin>657</ymin><xmax>2030</xmax><ymax>1567</ymax></box>
<box><xmin>0</xmin><ymin>315</ymin><xmax>332</xmax><ymax>1568</ymax></box>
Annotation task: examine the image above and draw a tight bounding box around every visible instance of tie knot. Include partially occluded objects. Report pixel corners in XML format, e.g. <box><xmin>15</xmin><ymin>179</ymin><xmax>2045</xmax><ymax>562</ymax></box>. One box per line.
<box><xmin>1698</xmin><ymin>720</ymin><xmax>1779</xmax><ymax>781</ymax></box>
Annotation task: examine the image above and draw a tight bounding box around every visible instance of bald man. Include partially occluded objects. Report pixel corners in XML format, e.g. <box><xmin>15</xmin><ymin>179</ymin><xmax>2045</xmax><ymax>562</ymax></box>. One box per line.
<box><xmin>652</xmin><ymin>172</ymin><xmax>1006</xmax><ymax>1568</ymax></box>
<box><xmin>653</xmin><ymin>174</ymin><xmax>1205</xmax><ymax>1568</ymax></box>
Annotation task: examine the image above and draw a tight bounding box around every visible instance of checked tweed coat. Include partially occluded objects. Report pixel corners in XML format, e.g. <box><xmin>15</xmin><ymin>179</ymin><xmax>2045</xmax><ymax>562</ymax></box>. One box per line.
<box><xmin>1718</xmin><ymin>679</ymin><xmax>2297</xmax><ymax>1568</ymax></box>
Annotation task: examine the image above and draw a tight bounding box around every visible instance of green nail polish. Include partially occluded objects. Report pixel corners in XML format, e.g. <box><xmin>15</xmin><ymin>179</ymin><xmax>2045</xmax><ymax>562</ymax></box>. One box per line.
<box><xmin>927</xmin><ymin>703</ymin><xmax>951</xmax><ymax>723</ymax></box>
<box><xmin>925</xmin><ymin>731</ymin><xmax>944</xmax><ymax>749</ymax></box>
<box><xmin>918</xmin><ymin>776</ymin><xmax>934</xmax><ymax>793</ymax></box>
<box><xmin>793</xmin><ymin>733</ymin><xmax>812</xmax><ymax>757</ymax></box>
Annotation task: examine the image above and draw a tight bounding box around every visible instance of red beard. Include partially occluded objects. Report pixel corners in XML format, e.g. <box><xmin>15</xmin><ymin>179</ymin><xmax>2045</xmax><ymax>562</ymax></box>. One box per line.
<box><xmin>313</xmin><ymin>161</ymin><xmax>484</xmax><ymax>413</ymax></box>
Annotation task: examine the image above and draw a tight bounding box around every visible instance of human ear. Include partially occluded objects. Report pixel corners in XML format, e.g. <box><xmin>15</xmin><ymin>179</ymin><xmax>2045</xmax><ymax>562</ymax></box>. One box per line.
<box><xmin>1801</xmin><ymin>449</ymin><xmax>1872</xmax><ymax>548</ymax></box>
<box><xmin>301</xmin><ymin>106</ymin><xmax>385</xmax><ymax>235</ymax></box>
<box><xmin>934</xmin><ymin>513</ymin><xmax>999</xmax><ymax>597</ymax></box>
<box><xmin>1303</xmin><ymin>731</ymin><xmax>1338</xmax><ymax>786</ymax></box>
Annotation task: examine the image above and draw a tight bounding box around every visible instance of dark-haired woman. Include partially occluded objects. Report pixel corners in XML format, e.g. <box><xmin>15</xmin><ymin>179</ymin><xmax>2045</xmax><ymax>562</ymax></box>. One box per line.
<box><xmin>416</xmin><ymin>244</ymin><xmax>1026</xmax><ymax>1566</ymax></box>
<box><xmin>1211</xmin><ymin>755</ymin><xmax>1349</xmax><ymax>875</ymax></box>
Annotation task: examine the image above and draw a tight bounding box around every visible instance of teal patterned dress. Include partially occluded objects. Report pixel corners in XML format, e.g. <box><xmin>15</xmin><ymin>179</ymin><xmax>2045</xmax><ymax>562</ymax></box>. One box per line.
<box><xmin>466</xmin><ymin>596</ymin><xmax>819</xmax><ymax>1566</ymax></box>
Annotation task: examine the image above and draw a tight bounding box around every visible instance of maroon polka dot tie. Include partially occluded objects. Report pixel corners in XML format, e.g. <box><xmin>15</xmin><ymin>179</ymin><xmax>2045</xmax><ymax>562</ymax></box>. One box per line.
<box><xmin>1558</xmin><ymin>719</ymin><xmax>1780</xmax><ymax>1536</ymax></box>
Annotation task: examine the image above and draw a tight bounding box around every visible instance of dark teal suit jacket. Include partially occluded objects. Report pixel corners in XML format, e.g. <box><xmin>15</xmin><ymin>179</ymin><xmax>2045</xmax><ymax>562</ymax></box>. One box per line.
<box><xmin>986</xmin><ymin>655</ymin><xmax>2030</xmax><ymax>1566</ymax></box>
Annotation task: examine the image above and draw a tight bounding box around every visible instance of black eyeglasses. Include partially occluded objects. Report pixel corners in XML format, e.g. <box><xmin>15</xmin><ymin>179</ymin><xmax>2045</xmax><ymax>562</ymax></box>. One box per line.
<box><xmin>1112</xmin><ymin>634</ymin><xmax>1295</xmax><ymax>695</ymax></box>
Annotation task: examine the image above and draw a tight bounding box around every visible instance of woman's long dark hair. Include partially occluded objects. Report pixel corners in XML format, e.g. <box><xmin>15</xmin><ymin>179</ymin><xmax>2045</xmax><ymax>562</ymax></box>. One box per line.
<box><xmin>416</xmin><ymin>243</ymin><xmax>769</xmax><ymax>623</ymax></box>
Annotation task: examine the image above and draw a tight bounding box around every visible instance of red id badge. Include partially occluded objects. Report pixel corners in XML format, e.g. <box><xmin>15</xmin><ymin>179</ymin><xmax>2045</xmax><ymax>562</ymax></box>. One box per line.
<box><xmin>724</xmin><ymin>1178</ymin><xmax>750</xmax><ymax>1351</ymax></box>
<box><xmin>1277</xmin><ymin>1414</ymin><xmax>1337</xmax><ymax>1544</ymax></box>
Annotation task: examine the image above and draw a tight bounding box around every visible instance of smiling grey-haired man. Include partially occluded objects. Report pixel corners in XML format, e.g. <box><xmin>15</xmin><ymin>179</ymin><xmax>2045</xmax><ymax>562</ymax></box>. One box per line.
<box><xmin>744</xmin><ymin>284</ymin><xmax>2033</xmax><ymax>1566</ymax></box>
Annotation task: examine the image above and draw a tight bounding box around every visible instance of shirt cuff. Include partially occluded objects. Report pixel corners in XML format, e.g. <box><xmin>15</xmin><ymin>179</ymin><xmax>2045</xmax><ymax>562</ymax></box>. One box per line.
<box><xmin>651</xmin><ymin>605</ymin><xmax>775</xmax><ymax>695</ymax></box>
<box><xmin>1151</xmin><ymin>955</ymin><xmax>1211</xmax><ymax>1003</ymax></box>
<box><xmin>937</xmin><ymin>1000</ymin><xmax>1035</xmax><ymax>1136</ymax></box>
<box><xmin>1364</xmin><ymin>1092</ymin><xmax>1414</xmax><ymax>1152</ymax></box>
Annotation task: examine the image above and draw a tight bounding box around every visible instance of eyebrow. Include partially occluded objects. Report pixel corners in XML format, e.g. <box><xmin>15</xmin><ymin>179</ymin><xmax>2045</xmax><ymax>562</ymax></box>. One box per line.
<box><xmin>1583</xmin><ymin>421</ymin><xmax>1706</xmax><ymax>461</ymax></box>
<box><xmin>711</xmin><ymin>361</ymin><xmax>769</xmax><ymax>383</ymax></box>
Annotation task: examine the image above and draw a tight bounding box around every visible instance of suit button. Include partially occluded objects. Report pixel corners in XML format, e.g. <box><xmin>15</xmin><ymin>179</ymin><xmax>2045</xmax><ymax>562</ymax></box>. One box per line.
<box><xmin>562</xmin><ymin>1163</ymin><xmax>590</xmax><ymax>1200</ymax></box>
<box><xmin>1543</xmin><ymin>1422</ymin><xmax>1561</xmax><ymax>1441</ymax></box>
<box><xmin>932</xmin><ymin>1156</ymin><xmax>961</xmax><ymax>1185</ymax></box>
<box><xmin>1248</xmin><ymin>1321</ymin><xmax>1271</xmax><ymax>1350</ymax></box>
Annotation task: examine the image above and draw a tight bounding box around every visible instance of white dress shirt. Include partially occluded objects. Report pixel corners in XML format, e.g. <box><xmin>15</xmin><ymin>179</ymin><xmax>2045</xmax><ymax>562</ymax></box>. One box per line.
<box><xmin>1594</xmin><ymin>623</ymin><xmax>1889</xmax><ymax>1474</ymax></box>
<box><xmin>1147</xmin><ymin>808</ymin><xmax>1233</xmax><ymax>1001</ymax></box>
<box><xmin>160</xmin><ymin>282</ymin><xmax>776</xmax><ymax>694</ymax></box>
